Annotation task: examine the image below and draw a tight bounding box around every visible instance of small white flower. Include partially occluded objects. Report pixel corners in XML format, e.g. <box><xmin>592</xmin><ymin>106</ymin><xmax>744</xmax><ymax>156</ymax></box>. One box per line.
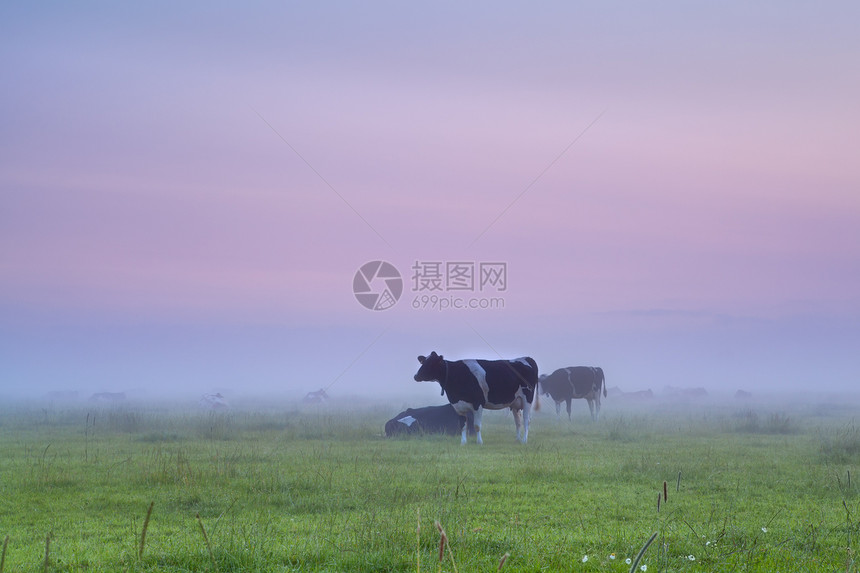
<box><xmin>609</xmin><ymin>553</ymin><xmax>616</xmax><ymax>560</ymax></box>
<box><xmin>640</xmin><ymin>565</ymin><xmax>648</xmax><ymax>572</ymax></box>
<box><xmin>625</xmin><ymin>558</ymin><xmax>632</xmax><ymax>564</ymax></box>
<box><xmin>705</xmin><ymin>541</ymin><xmax>711</xmax><ymax>546</ymax></box>
<box><xmin>761</xmin><ymin>527</ymin><xmax>768</xmax><ymax>533</ymax></box>
<box><xmin>688</xmin><ymin>555</ymin><xmax>696</xmax><ymax>561</ymax></box>
<box><xmin>582</xmin><ymin>555</ymin><xmax>588</xmax><ymax>563</ymax></box>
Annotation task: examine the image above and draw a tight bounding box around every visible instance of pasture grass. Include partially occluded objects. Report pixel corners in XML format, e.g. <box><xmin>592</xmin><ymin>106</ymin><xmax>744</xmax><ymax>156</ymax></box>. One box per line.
<box><xmin>0</xmin><ymin>393</ymin><xmax>858</xmax><ymax>571</ymax></box>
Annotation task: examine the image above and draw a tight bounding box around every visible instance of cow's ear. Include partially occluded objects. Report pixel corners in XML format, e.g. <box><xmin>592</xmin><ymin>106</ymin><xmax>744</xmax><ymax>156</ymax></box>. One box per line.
<box><xmin>418</xmin><ymin>355</ymin><xmax>426</xmax><ymax>364</ymax></box>
<box><xmin>429</xmin><ymin>351</ymin><xmax>438</xmax><ymax>358</ymax></box>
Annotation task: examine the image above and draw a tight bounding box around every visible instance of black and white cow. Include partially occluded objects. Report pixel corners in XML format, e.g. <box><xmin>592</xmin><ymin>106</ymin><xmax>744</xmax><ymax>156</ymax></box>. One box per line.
<box><xmin>384</xmin><ymin>404</ymin><xmax>475</xmax><ymax>437</ymax></box>
<box><xmin>538</xmin><ymin>366</ymin><xmax>606</xmax><ymax>421</ymax></box>
<box><xmin>413</xmin><ymin>351</ymin><xmax>539</xmax><ymax>444</ymax></box>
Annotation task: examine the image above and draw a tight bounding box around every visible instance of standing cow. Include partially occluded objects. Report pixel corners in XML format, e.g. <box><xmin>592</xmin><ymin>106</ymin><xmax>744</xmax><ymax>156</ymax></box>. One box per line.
<box><xmin>413</xmin><ymin>351</ymin><xmax>539</xmax><ymax>445</ymax></box>
<box><xmin>539</xmin><ymin>366</ymin><xmax>606</xmax><ymax>421</ymax></box>
<box><xmin>303</xmin><ymin>389</ymin><xmax>329</xmax><ymax>404</ymax></box>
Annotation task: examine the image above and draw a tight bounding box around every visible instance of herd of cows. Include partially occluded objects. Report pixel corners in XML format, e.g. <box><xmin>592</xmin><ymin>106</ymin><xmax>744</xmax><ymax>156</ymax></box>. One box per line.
<box><xmin>386</xmin><ymin>352</ymin><xmax>608</xmax><ymax>444</ymax></box>
<box><xmin>39</xmin><ymin>351</ymin><xmax>749</xmax><ymax>445</ymax></box>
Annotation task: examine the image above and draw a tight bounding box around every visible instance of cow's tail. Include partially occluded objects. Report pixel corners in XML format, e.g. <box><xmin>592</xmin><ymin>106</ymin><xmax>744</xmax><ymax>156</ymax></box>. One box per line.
<box><xmin>600</xmin><ymin>367</ymin><xmax>607</xmax><ymax>397</ymax></box>
<box><xmin>530</xmin><ymin>358</ymin><xmax>540</xmax><ymax>412</ymax></box>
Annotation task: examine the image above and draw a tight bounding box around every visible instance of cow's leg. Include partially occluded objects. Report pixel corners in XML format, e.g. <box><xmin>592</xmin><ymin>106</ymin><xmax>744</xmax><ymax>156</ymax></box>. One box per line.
<box><xmin>554</xmin><ymin>401</ymin><xmax>561</xmax><ymax>417</ymax></box>
<box><xmin>460</xmin><ymin>421</ymin><xmax>468</xmax><ymax>444</ymax></box>
<box><xmin>512</xmin><ymin>408</ymin><xmax>523</xmax><ymax>440</ymax></box>
<box><xmin>587</xmin><ymin>399</ymin><xmax>596</xmax><ymax>421</ymax></box>
<box><xmin>473</xmin><ymin>407</ymin><xmax>484</xmax><ymax>445</ymax></box>
<box><xmin>594</xmin><ymin>395</ymin><xmax>601</xmax><ymax>422</ymax></box>
<box><xmin>521</xmin><ymin>401</ymin><xmax>531</xmax><ymax>444</ymax></box>
<box><xmin>565</xmin><ymin>399</ymin><xmax>572</xmax><ymax>420</ymax></box>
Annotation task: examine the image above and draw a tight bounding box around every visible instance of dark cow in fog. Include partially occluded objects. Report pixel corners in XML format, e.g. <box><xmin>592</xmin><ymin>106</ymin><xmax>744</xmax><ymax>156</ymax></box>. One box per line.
<box><xmin>384</xmin><ymin>404</ymin><xmax>475</xmax><ymax>437</ymax></box>
<box><xmin>303</xmin><ymin>389</ymin><xmax>329</xmax><ymax>404</ymax></box>
<box><xmin>199</xmin><ymin>392</ymin><xmax>229</xmax><ymax>410</ymax></box>
<box><xmin>413</xmin><ymin>351</ymin><xmax>539</xmax><ymax>444</ymax></box>
<box><xmin>617</xmin><ymin>388</ymin><xmax>654</xmax><ymax>401</ymax></box>
<box><xmin>608</xmin><ymin>386</ymin><xmax>653</xmax><ymax>401</ymax></box>
<box><xmin>89</xmin><ymin>392</ymin><xmax>126</xmax><ymax>403</ymax></box>
<box><xmin>664</xmin><ymin>386</ymin><xmax>708</xmax><ymax>399</ymax></box>
<box><xmin>538</xmin><ymin>366</ymin><xmax>606</xmax><ymax>421</ymax></box>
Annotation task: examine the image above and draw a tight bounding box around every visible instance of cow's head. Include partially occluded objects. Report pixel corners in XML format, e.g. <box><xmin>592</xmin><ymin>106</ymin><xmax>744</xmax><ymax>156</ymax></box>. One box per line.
<box><xmin>537</xmin><ymin>374</ymin><xmax>551</xmax><ymax>397</ymax></box>
<box><xmin>414</xmin><ymin>351</ymin><xmax>445</xmax><ymax>382</ymax></box>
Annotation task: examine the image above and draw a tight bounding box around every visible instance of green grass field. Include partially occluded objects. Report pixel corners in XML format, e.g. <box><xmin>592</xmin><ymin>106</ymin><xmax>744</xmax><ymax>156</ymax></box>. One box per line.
<box><xmin>1</xmin><ymin>393</ymin><xmax>858</xmax><ymax>572</ymax></box>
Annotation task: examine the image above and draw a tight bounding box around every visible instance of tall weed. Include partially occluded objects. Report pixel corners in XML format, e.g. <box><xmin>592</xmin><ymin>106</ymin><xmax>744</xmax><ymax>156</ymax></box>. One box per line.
<box><xmin>819</xmin><ymin>423</ymin><xmax>860</xmax><ymax>463</ymax></box>
<box><xmin>730</xmin><ymin>409</ymin><xmax>797</xmax><ymax>434</ymax></box>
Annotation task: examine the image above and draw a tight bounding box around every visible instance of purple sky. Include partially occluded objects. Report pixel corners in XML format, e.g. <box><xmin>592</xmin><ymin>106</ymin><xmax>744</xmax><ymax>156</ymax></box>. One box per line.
<box><xmin>2</xmin><ymin>3</ymin><xmax>858</xmax><ymax>400</ymax></box>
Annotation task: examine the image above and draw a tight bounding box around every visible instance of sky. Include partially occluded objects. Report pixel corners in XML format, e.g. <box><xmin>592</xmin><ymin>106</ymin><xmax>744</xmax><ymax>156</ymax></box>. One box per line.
<box><xmin>2</xmin><ymin>2</ymin><xmax>859</xmax><ymax>401</ymax></box>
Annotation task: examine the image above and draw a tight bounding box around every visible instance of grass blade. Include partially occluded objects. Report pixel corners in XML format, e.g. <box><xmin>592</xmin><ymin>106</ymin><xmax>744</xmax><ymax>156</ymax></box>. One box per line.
<box><xmin>43</xmin><ymin>532</ymin><xmax>51</xmax><ymax>573</ymax></box>
<box><xmin>196</xmin><ymin>513</ymin><xmax>218</xmax><ymax>572</ymax></box>
<box><xmin>629</xmin><ymin>532</ymin><xmax>657</xmax><ymax>573</ymax></box>
<box><xmin>1</xmin><ymin>535</ymin><xmax>9</xmax><ymax>573</ymax></box>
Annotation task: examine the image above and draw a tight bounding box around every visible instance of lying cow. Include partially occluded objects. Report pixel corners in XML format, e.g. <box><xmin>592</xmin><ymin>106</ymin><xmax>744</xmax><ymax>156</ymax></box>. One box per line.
<box><xmin>384</xmin><ymin>404</ymin><xmax>475</xmax><ymax>437</ymax></box>
<box><xmin>89</xmin><ymin>392</ymin><xmax>126</xmax><ymax>403</ymax></box>
<box><xmin>199</xmin><ymin>392</ymin><xmax>229</xmax><ymax>410</ymax></box>
<box><xmin>664</xmin><ymin>385</ymin><xmax>708</xmax><ymax>399</ymax></box>
<box><xmin>539</xmin><ymin>366</ymin><xmax>606</xmax><ymax>421</ymax></box>
<box><xmin>735</xmin><ymin>389</ymin><xmax>753</xmax><ymax>400</ymax></box>
<box><xmin>616</xmin><ymin>388</ymin><xmax>654</xmax><ymax>401</ymax></box>
<box><xmin>413</xmin><ymin>351</ymin><xmax>539</xmax><ymax>444</ymax></box>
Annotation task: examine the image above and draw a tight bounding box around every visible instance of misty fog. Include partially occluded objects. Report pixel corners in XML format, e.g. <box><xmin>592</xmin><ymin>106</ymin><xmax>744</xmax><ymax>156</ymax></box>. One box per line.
<box><xmin>2</xmin><ymin>4</ymin><xmax>858</xmax><ymax>406</ymax></box>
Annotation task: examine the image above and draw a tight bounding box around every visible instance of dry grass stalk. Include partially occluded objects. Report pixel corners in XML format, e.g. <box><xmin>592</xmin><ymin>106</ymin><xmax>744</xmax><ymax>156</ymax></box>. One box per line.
<box><xmin>196</xmin><ymin>513</ymin><xmax>218</xmax><ymax>572</ymax></box>
<box><xmin>656</xmin><ymin>492</ymin><xmax>661</xmax><ymax>512</ymax></box>
<box><xmin>498</xmin><ymin>552</ymin><xmax>510</xmax><ymax>570</ymax></box>
<box><xmin>434</xmin><ymin>521</ymin><xmax>458</xmax><ymax>573</ymax></box>
<box><xmin>435</xmin><ymin>522</ymin><xmax>446</xmax><ymax>564</ymax></box>
<box><xmin>1</xmin><ymin>535</ymin><xmax>9</xmax><ymax>573</ymax></box>
<box><xmin>139</xmin><ymin>501</ymin><xmax>154</xmax><ymax>559</ymax></box>
<box><xmin>663</xmin><ymin>480</ymin><xmax>668</xmax><ymax>502</ymax></box>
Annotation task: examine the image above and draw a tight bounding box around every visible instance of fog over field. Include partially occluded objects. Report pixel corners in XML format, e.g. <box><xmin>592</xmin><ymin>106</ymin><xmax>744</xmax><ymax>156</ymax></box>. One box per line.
<box><xmin>1</xmin><ymin>3</ymin><xmax>858</xmax><ymax>403</ymax></box>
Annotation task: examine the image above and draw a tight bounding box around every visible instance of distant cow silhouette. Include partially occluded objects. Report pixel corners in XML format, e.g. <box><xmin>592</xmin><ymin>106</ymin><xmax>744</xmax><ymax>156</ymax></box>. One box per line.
<box><xmin>617</xmin><ymin>388</ymin><xmax>654</xmax><ymax>401</ymax></box>
<box><xmin>89</xmin><ymin>392</ymin><xmax>126</xmax><ymax>403</ymax></box>
<box><xmin>664</xmin><ymin>386</ymin><xmax>708</xmax><ymax>399</ymax></box>
<box><xmin>199</xmin><ymin>392</ymin><xmax>229</xmax><ymax>409</ymax></box>
<box><xmin>303</xmin><ymin>389</ymin><xmax>329</xmax><ymax>404</ymax></box>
